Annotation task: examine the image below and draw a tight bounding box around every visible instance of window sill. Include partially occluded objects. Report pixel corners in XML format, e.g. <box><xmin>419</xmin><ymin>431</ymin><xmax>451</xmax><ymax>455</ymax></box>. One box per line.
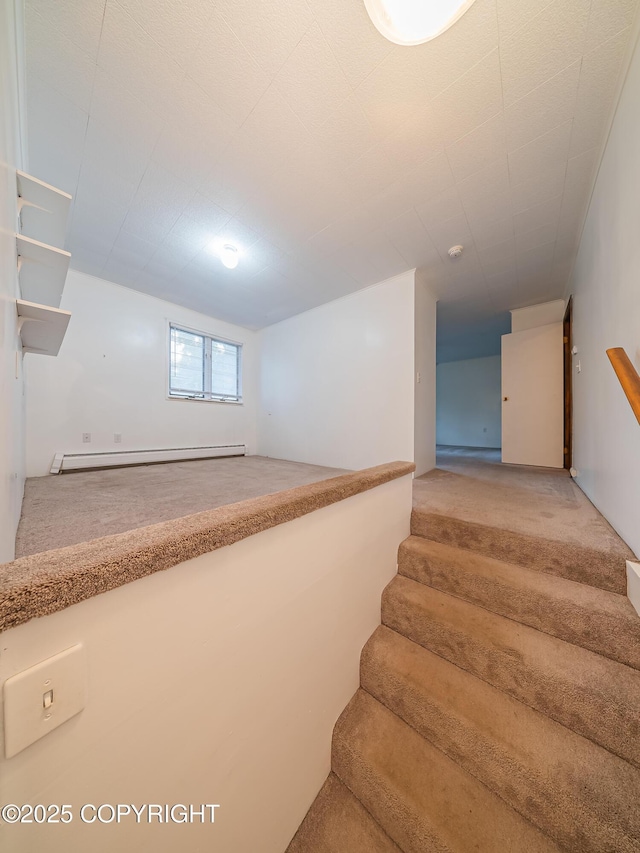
<box><xmin>166</xmin><ymin>395</ymin><xmax>244</xmax><ymax>406</ymax></box>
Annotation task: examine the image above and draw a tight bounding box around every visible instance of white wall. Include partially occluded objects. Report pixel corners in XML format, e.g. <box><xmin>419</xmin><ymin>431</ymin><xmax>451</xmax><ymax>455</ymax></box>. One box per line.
<box><xmin>0</xmin><ymin>0</ymin><xmax>26</xmax><ymax>561</ymax></box>
<box><xmin>258</xmin><ymin>271</ymin><xmax>425</xmax><ymax>471</ymax></box>
<box><xmin>414</xmin><ymin>271</ymin><xmax>437</xmax><ymax>476</ymax></box>
<box><xmin>510</xmin><ymin>299</ymin><xmax>565</xmax><ymax>332</ymax></box>
<box><xmin>571</xmin><ymin>29</ymin><xmax>640</xmax><ymax>556</ymax></box>
<box><xmin>0</xmin><ymin>473</ymin><xmax>412</xmax><ymax>853</ymax></box>
<box><xmin>436</xmin><ymin>355</ymin><xmax>502</xmax><ymax>448</ymax></box>
<box><xmin>25</xmin><ymin>271</ymin><xmax>259</xmax><ymax>476</ymax></box>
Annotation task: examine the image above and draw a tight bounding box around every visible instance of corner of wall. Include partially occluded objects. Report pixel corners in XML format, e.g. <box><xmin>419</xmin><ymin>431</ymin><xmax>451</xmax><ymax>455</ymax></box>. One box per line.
<box><xmin>413</xmin><ymin>272</ymin><xmax>437</xmax><ymax>477</ymax></box>
<box><xmin>256</xmin><ymin>271</ymin><xmax>418</xmax><ymax>470</ymax></box>
<box><xmin>0</xmin><ymin>0</ymin><xmax>27</xmax><ymax>562</ymax></box>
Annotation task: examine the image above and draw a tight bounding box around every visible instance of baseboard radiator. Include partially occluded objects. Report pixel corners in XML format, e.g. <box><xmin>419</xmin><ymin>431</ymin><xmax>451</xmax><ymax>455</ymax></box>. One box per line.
<box><xmin>50</xmin><ymin>444</ymin><xmax>247</xmax><ymax>474</ymax></box>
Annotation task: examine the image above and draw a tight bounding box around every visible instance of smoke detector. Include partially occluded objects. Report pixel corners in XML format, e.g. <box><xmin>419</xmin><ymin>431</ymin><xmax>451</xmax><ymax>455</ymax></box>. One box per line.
<box><xmin>448</xmin><ymin>245</ymin><xmax>464</xmax><ymax>259</ymax></box>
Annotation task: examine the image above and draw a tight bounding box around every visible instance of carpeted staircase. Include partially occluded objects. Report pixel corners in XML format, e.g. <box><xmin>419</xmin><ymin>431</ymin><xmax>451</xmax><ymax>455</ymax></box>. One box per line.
<box><xmin>286</xmin><ymin>504</ymin><xmax>640</xmax><ymax>853</ymax></box>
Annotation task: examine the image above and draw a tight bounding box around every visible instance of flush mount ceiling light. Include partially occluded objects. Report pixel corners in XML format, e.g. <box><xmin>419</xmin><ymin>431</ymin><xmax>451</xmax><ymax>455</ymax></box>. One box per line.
<box><xmin>220</xmin><ymin>243</ymin><xmax>239</xmax><ymax>269</ymax></box>
<box><xmin>363</xmin><ymin>0</ymin><xmax>477</xmax><ymax>45</ymax></box>
<box><xmin>208</xmin><ymin>239</ymin><xmax>240</xmax><ymax>269</ymax></box>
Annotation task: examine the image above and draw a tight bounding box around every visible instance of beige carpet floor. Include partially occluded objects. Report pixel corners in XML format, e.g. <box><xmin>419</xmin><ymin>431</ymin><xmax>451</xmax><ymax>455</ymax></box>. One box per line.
<box><xmin>17</xmin><ymin>446</ymin><xmax>636</xmax><ymax>562</ymax></box>
<box><xmin>15</xmin><ymin>455</ymin><xmax>346</xmax><ymax>557</ymax></box>
<box><xmin>416</xmin><ymin>446</ymin><xmax>635</xmax><ymax>558</ymax></box>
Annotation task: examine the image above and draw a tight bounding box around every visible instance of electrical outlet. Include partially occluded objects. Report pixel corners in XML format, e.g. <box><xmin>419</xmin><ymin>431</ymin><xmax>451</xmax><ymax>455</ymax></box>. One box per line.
<box><xmin>82</xmin><ymin>433</ymin><xmax>91</xmax><ymax>443</ymax></box>
<box><xmin>114</xmin><ymin>433</ymin><xmax>122</xmax><ymax>443</ymax></box>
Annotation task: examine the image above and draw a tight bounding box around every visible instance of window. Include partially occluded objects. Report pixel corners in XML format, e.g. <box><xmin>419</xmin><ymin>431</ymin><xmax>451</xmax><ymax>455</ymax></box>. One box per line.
<box><xmin>169</xmin><ymin>324</ymin><xmax>242</xmax><ymax>402</ymax></box>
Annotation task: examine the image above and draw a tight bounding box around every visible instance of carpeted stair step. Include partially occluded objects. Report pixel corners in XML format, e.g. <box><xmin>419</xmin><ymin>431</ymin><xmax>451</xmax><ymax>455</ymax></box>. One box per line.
<box><xmin>361</xmin><ymin>625</ymin><xmax>640</xmax><ymax>853</ymax></box>
<box><xmin>398</xmin><ymin>536</ymin><xmax>640</xmax><ymax>670</ymax></box>
<box><xmin>332</xmin><ymin>688</ymin><xmax>563</xmax><ymax>853</ymax></box>
<box><xmin>286</xmin><ymin>772</ymin><xmax>400</xmax><ymax>853</ymax></box>
<box><xmin>382</xmin><ymin>575</ymin><xmax>640</xmax><ymax>767</ymax></box>
<box><xmin>410</xmin><ymin>507</ymin><xmax>628</xmax><ymax>594</ymax></box>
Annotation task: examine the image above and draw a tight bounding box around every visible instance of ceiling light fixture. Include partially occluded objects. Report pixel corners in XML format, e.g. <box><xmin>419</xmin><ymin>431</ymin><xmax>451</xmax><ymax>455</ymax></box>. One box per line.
<box><xmin>363</xmin><ymin>0</ymin><xmax>477</xmax><ymax>45</ymax></box>
<box><xmin>219</xmin><ymin>243</ymin><xmax>239</xmax><ymax>269</ymax></box>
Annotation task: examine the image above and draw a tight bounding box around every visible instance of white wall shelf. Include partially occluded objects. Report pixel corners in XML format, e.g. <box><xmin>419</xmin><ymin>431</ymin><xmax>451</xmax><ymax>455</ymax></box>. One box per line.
<box><xmin>17</xmin><ymin>299</ymin><xmax>71</xmax><ymax>357</ymax></box>
<box><xmin>16</xmin><ymin>234</ymin><xmax>71</xmax><ymax>309</ymax></box>
<box><xmin>16</xmin><ymin>170</ymin><xmax>71</xmax><ymax>249</ymax></box>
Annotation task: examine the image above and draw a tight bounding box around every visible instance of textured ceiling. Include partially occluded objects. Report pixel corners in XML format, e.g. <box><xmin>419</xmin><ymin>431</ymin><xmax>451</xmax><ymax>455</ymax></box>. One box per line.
<box><xmin>25</xmin><ymin>0</ymin><xmax>638</xmax><ymax>330</ymax></box>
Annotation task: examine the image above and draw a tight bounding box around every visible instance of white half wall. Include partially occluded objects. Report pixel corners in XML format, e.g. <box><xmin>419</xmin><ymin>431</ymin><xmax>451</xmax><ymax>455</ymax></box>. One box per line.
<box><xmin>258</xmin><ymin>271</ymin><xmax>431</xmax><ymax>471</ymax></box>
<box><xmin>24</xmin><ymin>271</ymin><xmax>259</xmax><ymax>477</ymax></box>
<box><xmin>570</xmin><ymin>29</ymin><xmax>640</xmax><ymax>557</ymax></box>
<box><xmin>628</xmin><ymin>561</ymin><xmax>640</xmax><ymax>617</ymax></box>
<box><xmin>436</xmin><ymin>356</ymin><xmax>502</xmax><ymax>448</ymax></box>
<box><xmin>0</xmin><ymin>0</ymin><xmax>26</xmax><ymax>561</ymax></box>
<box><xmin>0</xmin><ymin>473</ymin><xmax>412</xmax><ymax>853</ymax></box>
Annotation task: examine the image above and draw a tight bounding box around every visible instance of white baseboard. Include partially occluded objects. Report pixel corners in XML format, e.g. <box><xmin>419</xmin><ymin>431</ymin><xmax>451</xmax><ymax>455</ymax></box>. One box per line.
<box><xmin>627</xmin><ymin>561</ymin><xmax>640</xmax><ymax>617</ymax></box>
<box><xmin>51</xmin><ymin>444</ymin><xmax>246</xmax><ymax>474</ymax></box>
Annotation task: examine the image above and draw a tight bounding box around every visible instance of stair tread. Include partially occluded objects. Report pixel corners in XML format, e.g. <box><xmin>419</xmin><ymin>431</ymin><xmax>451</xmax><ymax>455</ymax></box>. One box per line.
<box><xmin>382</xmin><ymin>574</ymin><xmax>640</xmax><ymax>767</ymax></box>
<box><xmin>399</xmin><ymin>535</ymin><xmax>640</xmax><ymax>669</ymax></box>
<box><xmin>410</xmin><ymin>507</ymin><xmax>629</xmax><ymax>593</ymax></box>
<box><xmin>362</xmin><ymin>625</ymin><xmax>640</xmax><ymax>853</ymax></box>
<box><xmin>333</xmin><ymin>689</ymin><xmax>563</xmax><ymax>853</ymax></box>
<box><xmin>286</xmin><ymin>772</ymin><xmax>400</xmax><ymax>853</ymax></box>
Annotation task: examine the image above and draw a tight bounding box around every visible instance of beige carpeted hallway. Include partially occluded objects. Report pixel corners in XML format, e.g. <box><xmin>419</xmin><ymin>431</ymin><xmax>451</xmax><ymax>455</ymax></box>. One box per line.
<box><xmin>15</xmin><ymin>455</ymin><xmax>346</xmax><ymax>557</ymax></box>
<box><xmin>288</xmin><ymin>446</ymin><xmax>640</xmax><ymax>853</ymax></box>
<box><xmin>412</xmin><ymin>446</ymin><xmax>634</xmax><ymax>587</ymax></box>
<box><xmin>416</xmin><ymin>445</ymin><xmax>630</xmax><ymax>549</ymax></box>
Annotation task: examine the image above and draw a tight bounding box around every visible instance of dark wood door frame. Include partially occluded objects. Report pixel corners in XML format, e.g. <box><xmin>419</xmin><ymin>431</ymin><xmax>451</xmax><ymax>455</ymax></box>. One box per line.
<box><xmin>563</xmin><ymin>297</ymin><xmax>573</xmax><ymax>470</ymax></box>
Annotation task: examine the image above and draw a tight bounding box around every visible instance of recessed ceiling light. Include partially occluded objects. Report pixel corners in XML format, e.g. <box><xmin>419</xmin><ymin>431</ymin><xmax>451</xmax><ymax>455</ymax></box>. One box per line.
<box><xmin>363</xmin><ymin>0</ymin><xmax>477</xmax><ymax>45</ymax></box>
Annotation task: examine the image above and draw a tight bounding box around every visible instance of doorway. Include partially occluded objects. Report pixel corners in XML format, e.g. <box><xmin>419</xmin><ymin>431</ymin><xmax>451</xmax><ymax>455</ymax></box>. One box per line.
<box><xmin>501</xmin><ymin>322</ymin><xmax>565</xmax><ymax>468</ymax></box>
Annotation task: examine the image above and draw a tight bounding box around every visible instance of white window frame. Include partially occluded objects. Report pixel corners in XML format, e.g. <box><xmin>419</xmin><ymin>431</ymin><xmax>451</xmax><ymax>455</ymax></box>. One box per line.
<box><xmin>167</xmin><ymin>322</ymin><xmax>243</xmax><ymax>404</ymax></box>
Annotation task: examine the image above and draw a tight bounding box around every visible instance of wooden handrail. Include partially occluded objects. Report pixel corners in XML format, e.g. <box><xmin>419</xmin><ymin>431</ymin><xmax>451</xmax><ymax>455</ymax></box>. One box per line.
<box><xmin>606</xmin><ymin>347</ymin><xmax>640</xmax><ymax>425</ymax></box>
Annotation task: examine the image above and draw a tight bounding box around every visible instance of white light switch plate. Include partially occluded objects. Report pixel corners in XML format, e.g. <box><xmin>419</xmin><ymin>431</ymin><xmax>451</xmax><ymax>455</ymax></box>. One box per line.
<box><xmin>3</xmin><ymin>644</ymin><xmax>86</xmax><ymax>758</ymax></box>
